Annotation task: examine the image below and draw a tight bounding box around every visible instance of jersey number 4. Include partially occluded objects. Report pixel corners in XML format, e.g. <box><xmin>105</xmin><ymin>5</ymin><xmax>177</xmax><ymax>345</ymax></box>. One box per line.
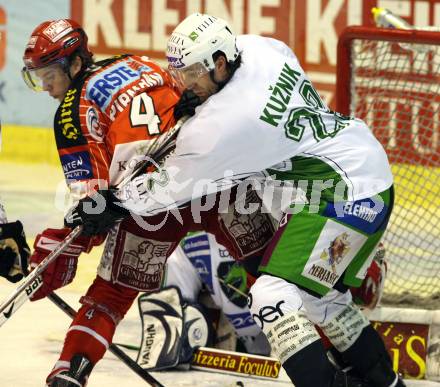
<box><xmin>130</xmin><ymin>92</ymin><xmax>162</xmax><ymax>135</ymax></box>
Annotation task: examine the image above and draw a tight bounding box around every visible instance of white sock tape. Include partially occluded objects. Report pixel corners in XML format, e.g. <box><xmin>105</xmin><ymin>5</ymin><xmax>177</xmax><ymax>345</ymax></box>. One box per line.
<box><xmin>265</xmin><ymin>311</ymin><xmax>320</xmax><ymax>363</ymax></box>
<box><xmin>319</xmin><ymin>302</ymin><xmax>370</xmax><ymax>352</ymax></box>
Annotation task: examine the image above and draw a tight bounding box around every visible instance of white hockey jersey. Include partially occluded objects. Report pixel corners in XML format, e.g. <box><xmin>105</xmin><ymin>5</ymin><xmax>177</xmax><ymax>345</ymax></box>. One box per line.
<box><xmin>117</xmin><ymin>35</ymin><xmax>393</xmax><ymax>216</ymax></box>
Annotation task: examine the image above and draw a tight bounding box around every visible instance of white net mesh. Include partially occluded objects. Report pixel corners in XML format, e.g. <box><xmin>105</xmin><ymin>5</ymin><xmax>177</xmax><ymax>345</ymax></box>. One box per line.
<box><xmin>349</xmin><ymin>30</ymin><xmax>440</xmax><ymax>309</ymax></box>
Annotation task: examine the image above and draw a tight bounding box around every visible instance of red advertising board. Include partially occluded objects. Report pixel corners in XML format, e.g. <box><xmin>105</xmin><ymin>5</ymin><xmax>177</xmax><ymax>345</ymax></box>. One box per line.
<box><xmin>70</xmin><ymin>0</ymin><xmax>440</xmax><ymax>109</ymax></box>
<box><xmin>372</xmin><ymin>320</ymin><xmax>429</xmax><ymax>379</ymax></box>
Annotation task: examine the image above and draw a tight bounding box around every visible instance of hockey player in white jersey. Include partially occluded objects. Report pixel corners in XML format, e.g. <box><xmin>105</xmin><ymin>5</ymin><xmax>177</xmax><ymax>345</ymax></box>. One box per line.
<box><xmin>139</xmin><ymin>230</ymin><xmax>386</xmax><ymax>376</ymax></box>
<box><xmin>161</xmin><ymin>15</ymin><xmax>400</xmax><ymax>387</ymax></box>
<box><xmin>70</xmin><ymin>13</ymin><xmax>402</xmax><ymax>387</ymax></box>
<box><xmin>161</xmin><ymin>232</ymin><xmax>385</xmax><ymax>358</ymax></box>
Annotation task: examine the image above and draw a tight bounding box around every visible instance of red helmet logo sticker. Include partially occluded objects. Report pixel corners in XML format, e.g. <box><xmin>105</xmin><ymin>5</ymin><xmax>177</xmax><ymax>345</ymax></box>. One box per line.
<box><xmin>43</xmin><ymin>20</ymin><xmax>72</xmax><ymax>42</ymax></box>
<box><xmin>26</xmin><ymin>35</ymin><xmax>38</xmax><ymax>49</ymax></box>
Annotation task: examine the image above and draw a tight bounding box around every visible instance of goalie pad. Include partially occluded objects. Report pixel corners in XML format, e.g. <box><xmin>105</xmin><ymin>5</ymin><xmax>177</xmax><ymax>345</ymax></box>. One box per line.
<box><xmin>137</xmin><ymin>286</ymin><xmax>213</xmax><ymax>370</ymax></box>
<box><xmin>179</xmin><ymin>303</ymin><xmax>213</xmax><ymax>364</ymax></box>
<box><xmin>136</xmin><ymin>286</ymin><xmax>184</xmax><ymax>371</ymax></box>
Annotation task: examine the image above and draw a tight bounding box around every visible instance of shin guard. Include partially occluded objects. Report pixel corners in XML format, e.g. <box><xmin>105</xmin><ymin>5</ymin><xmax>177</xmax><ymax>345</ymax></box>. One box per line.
<box><xmin>48</xmin><ymin>277</ymin><xmax>138</xmax><ymax>383</ymax></box>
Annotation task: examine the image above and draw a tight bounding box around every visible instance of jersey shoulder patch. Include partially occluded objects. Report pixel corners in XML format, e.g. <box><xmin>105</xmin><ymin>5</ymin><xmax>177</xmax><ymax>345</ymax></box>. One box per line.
<box><xmin>54</xmin><ymin>76</ymin><xmax>87</xmax><ymax>150</ymax></box>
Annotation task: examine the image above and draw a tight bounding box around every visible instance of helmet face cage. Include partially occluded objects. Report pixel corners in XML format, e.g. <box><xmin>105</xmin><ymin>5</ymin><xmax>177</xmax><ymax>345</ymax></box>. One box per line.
<box><xmin>166</xmin><ymin>13</ymin><xmax>238</xmax><ymax>86</ymax></box>
<box><xmin>167</xmin><ymin>62</ymin><xmax>208</xmax><ymax>91</ymax></box>
<box><xmin>22</xmin><ymin>59</ymin><xmax>69</xmax><ymax>92</ymax></box>
<box><xmin>22</xmin><ymin>19</ymin><xmax>92</xmax><ymax>91</ymax></box>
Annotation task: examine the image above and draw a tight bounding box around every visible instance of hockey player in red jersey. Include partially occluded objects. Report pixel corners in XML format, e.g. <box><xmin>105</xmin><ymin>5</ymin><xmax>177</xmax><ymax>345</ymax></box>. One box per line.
<box><xmin>21</xmin><ymin>19</ymin><xmax>200</xmax><ymax>387</ymax></box>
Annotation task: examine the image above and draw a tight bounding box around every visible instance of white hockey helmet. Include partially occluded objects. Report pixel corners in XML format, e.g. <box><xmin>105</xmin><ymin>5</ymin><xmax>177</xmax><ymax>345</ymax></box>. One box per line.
<box><xmin>167</xmin><ymin>13</ymin><xmax>239</xmax><ymax>88</ymax></box>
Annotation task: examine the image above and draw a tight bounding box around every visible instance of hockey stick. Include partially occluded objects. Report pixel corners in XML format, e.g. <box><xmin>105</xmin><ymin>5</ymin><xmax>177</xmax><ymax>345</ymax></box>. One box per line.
<box><xmin>48</xmin><ymin>292</ymin><xmax>164</xmax><ymax>387</ymax></box>
<box><xmin>0</xmin><ymin>225</ymin><xmax>83</xmax><ymax>326</ymax></box>
<box><xmin>117</xmin><ymin>115</ymin><xmax>188</xmax><ymax>188</ymax></box>
<box><xmin>0</xmin><ymin>116</ymin><xmax>189</xmax><ymax>327</ymax></box>
<box><xmin>216</xmin><ymin>276</ymin><xmax>248</xmax><ymax>298</ymax></box>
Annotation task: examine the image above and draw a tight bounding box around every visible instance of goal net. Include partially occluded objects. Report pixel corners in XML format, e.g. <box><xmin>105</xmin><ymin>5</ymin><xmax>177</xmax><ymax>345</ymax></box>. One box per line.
<box><xmin>337</xmin><ymin>26</ymin><xmax>440</xmax><ymax>309</ymax></box>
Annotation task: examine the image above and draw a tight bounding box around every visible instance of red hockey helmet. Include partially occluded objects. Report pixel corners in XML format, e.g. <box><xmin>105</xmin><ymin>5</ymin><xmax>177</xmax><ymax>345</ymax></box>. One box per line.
<box><xmin>22</xmin><ymin>19</ymin><xmax>93</xmax><ymax>91</ymax></box>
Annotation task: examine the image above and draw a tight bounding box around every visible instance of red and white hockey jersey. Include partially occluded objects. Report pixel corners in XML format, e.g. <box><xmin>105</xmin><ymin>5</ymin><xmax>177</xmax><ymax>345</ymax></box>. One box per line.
<box><xmin>53</xmin><ymin>54</ymin><xmax>180</xmax><ymax>199</ymax></box>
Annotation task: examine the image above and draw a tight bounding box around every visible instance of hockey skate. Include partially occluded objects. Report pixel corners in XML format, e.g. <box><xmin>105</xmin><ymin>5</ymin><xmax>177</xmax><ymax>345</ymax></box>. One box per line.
<box><xmin>49</xmin><ymin>354</ymin><xmax>93</xmax><ymax>387</ymax></box>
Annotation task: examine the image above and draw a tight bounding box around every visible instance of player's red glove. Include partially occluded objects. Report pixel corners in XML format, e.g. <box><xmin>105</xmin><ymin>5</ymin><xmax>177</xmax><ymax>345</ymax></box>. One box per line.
<box><xmin>350</xmin><ymin>243</ymin><xmax>387</xmax><ymax>309</ymax></box>
<box><xmin>29</xmin><ymin>228</ymin><xmax>104</xmax><ymax>301</ymax></box>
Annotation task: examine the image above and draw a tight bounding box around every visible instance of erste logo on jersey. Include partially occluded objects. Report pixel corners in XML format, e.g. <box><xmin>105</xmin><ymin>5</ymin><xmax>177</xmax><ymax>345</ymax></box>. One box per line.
<box><xmin>60</xmin><ymin>151</ymin><xmax>93</xmax><ymax>180</ymax></box>
<box><xmin>86</xmin><ymin>107</ymin><xmax>104</xmax><ymax>141</ymax></box>
<box><xmin>86</xmin><ymin>62</ymin><xmax>151</xmax><ymax>110</ymax></box>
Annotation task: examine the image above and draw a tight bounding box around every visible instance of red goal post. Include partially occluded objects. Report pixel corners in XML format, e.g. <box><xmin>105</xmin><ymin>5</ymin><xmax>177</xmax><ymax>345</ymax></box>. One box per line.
<box><xmin>336</xmin><ymin>26</ymin><xmax>440</xmax><ymax>309</ymax></box>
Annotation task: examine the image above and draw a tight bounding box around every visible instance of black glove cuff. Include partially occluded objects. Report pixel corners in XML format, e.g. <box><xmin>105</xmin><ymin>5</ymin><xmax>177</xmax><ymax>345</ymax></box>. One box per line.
<box><xmin>0</xmin><ymin>247</ymin><xmax>15</xmax><ymax>277</ymax></box>
<box><xmin>67</xmin><ymin>189</ymin><xmax>130</xmax><ymax>237</ymax></box>
<box><xmin>0</xmin><ymin>221</ymin><xmax>24</xmax><ymax>239</ymax></box>
<box><xmin>106</xmin><ymin>189</ymin><xmax>131</xmax><ymax>216</ymax></box>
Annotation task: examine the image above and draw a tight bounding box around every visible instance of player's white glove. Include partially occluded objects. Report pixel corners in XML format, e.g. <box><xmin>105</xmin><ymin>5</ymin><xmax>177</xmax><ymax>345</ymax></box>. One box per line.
<box><xmin>0</xmin><ymin>221</ymin><xmax>30</xmax><ymax>283</ymax></box>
